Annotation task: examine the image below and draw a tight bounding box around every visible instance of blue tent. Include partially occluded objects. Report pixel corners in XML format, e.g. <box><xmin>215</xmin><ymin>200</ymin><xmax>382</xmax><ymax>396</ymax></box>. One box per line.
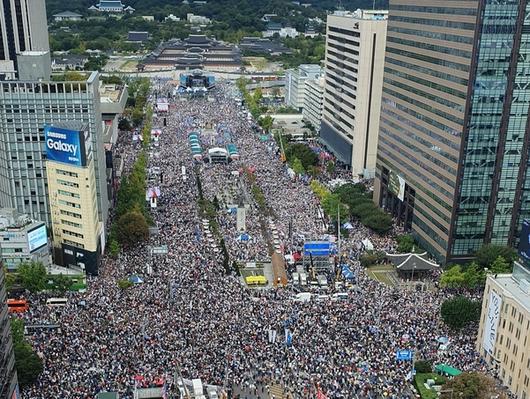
<box><xmin>128</xmin><ymin>275</ymin><xmax>144</xmax><ymax>284</ymax></box>
<box><xmin>237</xmin><ymin>233</ymin><xmax>250</xmax><ymax>242</ymax></box>
<box><xmin>341</xmin><ymin>264</ymin><xmax>355</xmax><ymax>280</ymax></box>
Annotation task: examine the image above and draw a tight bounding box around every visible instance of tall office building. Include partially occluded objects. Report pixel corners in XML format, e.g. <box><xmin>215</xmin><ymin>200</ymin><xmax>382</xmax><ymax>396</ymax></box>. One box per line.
<box><xmin>285</xmin><ymin>64</ymin><xmax>322</xmax><ymax>111</ymax></box>
<box><xmin>320</xmin><ymin>9</ymin><xmax>388</xmax><ymax>178</ymax></box>
<box><xmin>302</xmin><ymin>76</ymin><xmax>325</xmax><ymax>131</ymax></box>
<box><xmin>45</xmin><ymin>122</ymin><xmax>104</xmax><ymax>275</ymax></box>
<box><xmin>374</xmin><ymin>0</ymin><xmax>530</xmax><ymax>263</ymax></box>
<box><xmin>0</xmin><ymin>266</ymin><xmax>18</xmax><ymax>398</ymax></box>
<box><xmin>0</xmin><ymin>0</ymin><xmax>50</xmax><ymax>79</ymax></box>
<box><xmin>0</xmin><ymin>71</ymin><xmax>110</xmax><ymax>241</ymax></box>
<box><xmin>476</xmin><ymin>262</ymin><xmax>530</xmax><ymax>399</ymax></box>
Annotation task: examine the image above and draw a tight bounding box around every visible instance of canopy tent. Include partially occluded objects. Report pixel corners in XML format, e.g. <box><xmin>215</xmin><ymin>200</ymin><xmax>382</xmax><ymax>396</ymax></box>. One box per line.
<box><xmin>236</xmin><ymin>233</ymin><xmax>250</xmax><ymax>242</ymax></box>
<box><xmin>435</xmin><ymin>364</ymin><xmax>462</xmax><ymax>377</ymax></box>
<box><xmin>128</xmin><ymin>275</ymin><xmax>144</xmax><ymax>284</ymax></box>
<box><xmin>341</xmin><ymin>264</ymin><xmax>355</xmax><ymax>280</ymax></box>
<box><xmin>342</xmin><ymin>222</ymin><xmax>354</xmax><ymax>230</ymax></box>
<box><xmin>361</xmin><ymin>238</ymin><xmax>374</xmax><ymax>251</ymax></box>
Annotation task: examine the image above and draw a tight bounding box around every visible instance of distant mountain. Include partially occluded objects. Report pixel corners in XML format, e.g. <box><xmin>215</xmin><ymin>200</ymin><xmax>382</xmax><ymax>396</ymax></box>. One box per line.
<box><xmin>46</xmin><ymin>0</ymin><xmax>388</xmax><ymax>18</ymax></box>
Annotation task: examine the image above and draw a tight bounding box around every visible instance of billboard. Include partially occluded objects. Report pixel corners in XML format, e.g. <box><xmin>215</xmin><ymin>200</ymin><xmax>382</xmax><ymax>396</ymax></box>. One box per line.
<box><xmin>45</xmin><ymin>125</ymin><xmax>86</xmax><ymax>167</ymax></box>
<box><xmin>482</xmin><ymin>290</ymin><xmax>502</xmax><ymax>356</ymax></box>
<box><xmin>388</xmin><ymin>170</ymin><xmax>405</xmax><ymax>201</ymax></box>
<box><xmin>27</xmin><ymin>224</ymin><xmax>47</xmax><ymax>252</ymax></box>
<box><xmin>303</xmin><ymin>241</ymin><xmax>331</xmax><ymax>257</ymax></box>
<box><xmin>518</xmin><ymin>219</ymin><xmax>530</xmax><ymax>262</ymax></box>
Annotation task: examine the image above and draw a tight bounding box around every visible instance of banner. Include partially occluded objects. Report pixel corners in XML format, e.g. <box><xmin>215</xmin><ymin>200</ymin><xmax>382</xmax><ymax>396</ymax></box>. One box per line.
<box><xmin>388</xmin><ymin>171</ymin><xmax>405</xmax><ymax>201</ymax></box>
<box><xmin>483</xmin><ymin>290</ymin><xmax>502</xmax><ymax>356</ymax></box>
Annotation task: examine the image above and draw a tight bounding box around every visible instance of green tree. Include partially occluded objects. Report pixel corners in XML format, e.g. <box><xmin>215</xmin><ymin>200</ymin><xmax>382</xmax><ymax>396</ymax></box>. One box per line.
<box><xmin>291</xmin><ymin>157</ymin><xmax>305</xmax><ymax>175</ymax></box>
<box><xmin>17</xmin><ymin>262</ymin><xmax>47</xmax><ymax>293</ymax></box>
<box><xmin>4</xmin><ymin>267</ymin><xmax>17</xmax><ymax>291</ymax></box>
<box><xmin>474</xmin><ymin>244</ymin><xmax>516</xmax><ymax>269</ymax></box>
<box><xmin>362</xmin><ymin>212</ymin><xmax>393</xmax><ymax>235</ymax></box>
<box><xmin>463</xmin><ymin>262</ymin><xmax>485</xmax><ymax>288</ymax></box>
<box><xmin>50</xmin><ymin>274</ymin><xmax>72</xmax><ymax>295</ymax></box>
<box><xmin>108</xmin><ymin>239</ymin><xmax>121</xmax><ymax>259</ymax></box>
<box><xmin>350</xmin><ymin>202</ymin><xmax>378</xmax><ymax>218</ymax></box>
<box><xmin>258</xmin><ymin>115</ymin><xmax>274</xmax><ymax>132</ymax></box>
<box><xmin>321</xmin><ymin>193</ymin><xmax>349</xmax><ymax>222</ymax></box>
<box><xmin>131</xmin><ymin>108</ymin><xmax>144</xmax><ymax>127</ymax></box>
<box><xmin>116</xmin><ymin>210</ymin><xmax>149</xmax><ymax>246</ymax></box>
<box><xmin>489</xmin><ymin>255</ymin><xmax>512</xmax><ymax>274</ymax></box>
<box><xmin>360</xmin><ymin>251</ymin><xmax>385</xmax><ymax>267</ymax></box>
<box><xmin>440</xmin><ymin>372</ymin><xmax>507</xmax><ymax>399</ymax></box>
<box><xmin>118</xmin><ymin>117</ymin><xmax>132</xmax><ymax>131</ymax></box>
<box><xmin>441</xmin><ymin>296</ymin><xmax>482</xmax><ymax>330</ymax></box>
<box><xmin>117</xmin><ymin>279</ymin><xmax>133</xmax><ymax>290</ymax></box>
<box><xmin>440</xmin><ymin>265</ymin><xmax>467</xmax><ymax>288</ymax></box>
<box><xmin>10</xmin><ymin>319</ymin><xmax>43</xmax><ymax>388</ymax></box>
<box><xmin>414</xmin><ymin>360</ymin><xmax>432</xmax><ymax>374</ymax></box>
<box><xmin>396</xmin><ymin>234</ymin><xmax>415</xmax><ymax>253</ymax></box>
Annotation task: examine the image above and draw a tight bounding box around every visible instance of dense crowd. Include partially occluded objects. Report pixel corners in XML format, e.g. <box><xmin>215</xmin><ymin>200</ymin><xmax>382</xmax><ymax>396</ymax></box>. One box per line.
<box><xmin>18</xmin><ymin>82</ymin><xmax>487</xmax><ymax>399</ymax></box>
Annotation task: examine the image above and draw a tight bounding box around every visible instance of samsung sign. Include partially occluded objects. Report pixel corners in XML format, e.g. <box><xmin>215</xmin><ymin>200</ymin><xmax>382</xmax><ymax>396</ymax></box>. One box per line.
<box><xmin>44</xmin><ymin>125</ymin><xmax>87</xmax><ymax>167</ymax></box>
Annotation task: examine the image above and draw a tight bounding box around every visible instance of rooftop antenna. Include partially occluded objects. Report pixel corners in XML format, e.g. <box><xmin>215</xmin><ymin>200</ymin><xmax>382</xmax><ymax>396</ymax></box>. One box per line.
<box><xmin>373</xmin><ymin>0</ymin><xmax>376</xmax><ymax>10</ymax></box>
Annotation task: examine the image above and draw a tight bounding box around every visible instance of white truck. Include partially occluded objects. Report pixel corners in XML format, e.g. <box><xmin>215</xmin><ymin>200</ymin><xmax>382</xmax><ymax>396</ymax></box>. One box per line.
<box><xmin>299</xmin><ymin>273</ymin><xmax>307</xmax><ymax>286</ymax></box>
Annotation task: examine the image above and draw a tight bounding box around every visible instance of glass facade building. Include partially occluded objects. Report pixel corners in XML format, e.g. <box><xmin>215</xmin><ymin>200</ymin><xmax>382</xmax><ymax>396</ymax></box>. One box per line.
<box><xmin>375</xmin><ymin>0</ymin><xmax>530</xmax><ymax>263</ymax></box>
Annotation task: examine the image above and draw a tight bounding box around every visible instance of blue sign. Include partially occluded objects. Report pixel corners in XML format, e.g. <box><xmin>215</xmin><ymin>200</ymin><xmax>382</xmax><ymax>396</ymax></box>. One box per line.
<box><xmin>396</xmin><ymin>349</ymin><xmax>413</xmax><ymax>361</ymax></box>
<box><xmin>303</xmin><ymin>241</ymin><xmax>331</xmax><ymax>256</ymax></box>
<box><xmin>27</xmin><ymin>224</ymin><xmax>47</xmax><ymax>252</ymax></box>
<box><xmin>45</xmin><ymin>125</ymin><xmax>86</xmax><ymax>166</ymax></box>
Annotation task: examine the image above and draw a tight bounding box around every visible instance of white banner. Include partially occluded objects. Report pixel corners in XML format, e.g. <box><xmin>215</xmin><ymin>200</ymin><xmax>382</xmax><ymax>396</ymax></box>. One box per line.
<box><xmin>483</xmin><ymin>290</ymin><xmax>502</xmax><ymax>356</ymax></box>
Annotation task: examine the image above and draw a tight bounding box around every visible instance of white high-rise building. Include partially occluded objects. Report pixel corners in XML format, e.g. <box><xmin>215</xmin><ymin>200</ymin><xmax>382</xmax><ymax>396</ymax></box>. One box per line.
<box><xmin>285</xmin><ymin>64</ymin><xmax>321</xmax><ymax>111</ymax></box>
<box><xmin>0</xmin><ymin>0</ymin><xmax>50</xmax><ymax>79</ymax></box>
<box><xmin>303</xmin><ymin>76</ymin><xmax>324</xmax><ymax>132</ymax></box>
<box><xmin>320</xmin><ymin>9</ymin><xmax>387</xmax><ymax>178</ymax></box>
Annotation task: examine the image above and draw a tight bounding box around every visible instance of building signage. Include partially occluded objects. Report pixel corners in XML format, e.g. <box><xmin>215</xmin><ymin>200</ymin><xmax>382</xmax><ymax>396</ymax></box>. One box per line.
<box><xmin>483</xmin><ymin>290</ymin><xmax>502</xmax><ymax>356</ymax></box>
<box><xmin>44</xmin><ymin>125</ymin><xmax>86</xmax><ymax>167</ymax></box>
<box><xmin>518</xmin><ymin>219</ymin><xmax>530</xmax><ymax>262</ymax></box>
<box><xmin>27</xmin><ymin>224</ymin><xmax>47</xmax><ymax>252</ymax></box>
<box><xmin>388</xmin><ymin>170</ymin><xmax>405</xmax><ymax>201</ymax></box>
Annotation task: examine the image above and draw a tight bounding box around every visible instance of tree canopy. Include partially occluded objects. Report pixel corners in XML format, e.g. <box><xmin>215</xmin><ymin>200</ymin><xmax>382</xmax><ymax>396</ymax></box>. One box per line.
<box><xmin>17</xmin><ymin>262</ymin><xmax>47</xmax><ymax>293</ymax></box>
<box><xmin>440</xmin><ymin>372</ymin><xmax>507</xmax><ymax>399</ymax></box>
<box><xmin>440</xmin><ymin>296</ymin><xmax>482</xmax><ymax>330</ymax></box>
<box><xmin>11</xmin><ymin>319</ymin><xmax>43</xmax><ymax>388</ymax></box>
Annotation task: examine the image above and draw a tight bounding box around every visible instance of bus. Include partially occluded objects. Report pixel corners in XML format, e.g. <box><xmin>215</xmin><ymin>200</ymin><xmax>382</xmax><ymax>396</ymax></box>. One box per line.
<box><xmin>7</xmin><ymin>299</ymin><xmax>29</xmax><ymax>313</ymax></box>
<box><xmin>46</xmin><ymin>298</ymin><xmax>68</xmax><ymax>307</ymax></box>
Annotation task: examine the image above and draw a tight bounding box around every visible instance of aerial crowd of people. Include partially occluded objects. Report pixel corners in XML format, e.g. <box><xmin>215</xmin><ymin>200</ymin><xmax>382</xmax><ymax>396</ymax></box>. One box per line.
<box><xmin>17</xmin><ymin>81</ymin><xmax>488</xmax><ymax>399</ymax></box>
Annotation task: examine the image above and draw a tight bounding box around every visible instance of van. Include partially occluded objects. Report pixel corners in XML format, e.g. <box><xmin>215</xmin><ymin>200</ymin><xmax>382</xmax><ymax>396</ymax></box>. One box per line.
<box><xmin>317</xmin><ymin>275</ymin><xmax>328</xmax><ymax>288</ymax></box>
<box><xmin>291</xmin><ymin>272</ymin><xmax>299</xmax><ymax>285</ymax></box>
<box><xmin>315</xmin><ymin>295</ymin><xmax>330</xmax><ymax>302</ymax></box>
<box><xmin>332</xmin><ymin>293</ymin><xmax>349</xmax><ymax>301</ymax></box>
<box><xmin>294</xmin><ymin>293</ymin><xmax>312</xmax><ymax>302</ymax></box>
<box><xmin>46</xmin><ymin>298</ymin><xmax>68</xmax><ymax>307</ymax></box>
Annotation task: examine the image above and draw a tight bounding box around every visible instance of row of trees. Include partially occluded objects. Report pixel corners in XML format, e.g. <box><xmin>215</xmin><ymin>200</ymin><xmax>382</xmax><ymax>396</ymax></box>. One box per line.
<box><xmin>109</xmin><ymin>152</ymin><xmax>150</xmax><ymax>255</ymax></box>
<box><xmin>6</xmin><ymin>262</ymin><xmax>73</xmax><ymax>295</ymax></box>
<box><xmin>237</xmin><ymin>79</ymin><xmax>266</xmax><ymax>119</ymax></box>
<box><xmin>11</xmin><ymin>319</ymin><xmax>43</xmax><ymax>388</ymax></box>
<box><xmin>440</xmin><ymin>244</ymin><xmax>516</xmax><ymax>289</ymax></box>
<box><xmin>333</xmin><ymin>183</ymin><xmax>393</xmax><ymax>234</ymax></box>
